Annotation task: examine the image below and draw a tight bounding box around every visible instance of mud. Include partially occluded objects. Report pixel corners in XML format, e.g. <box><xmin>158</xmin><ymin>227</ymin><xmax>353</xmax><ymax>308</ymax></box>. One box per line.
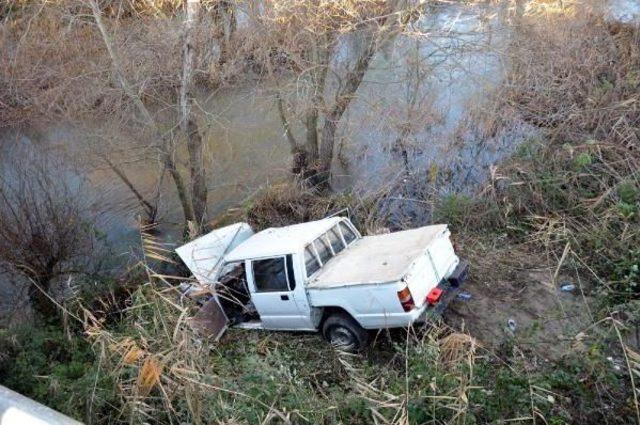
<box><xmin>445</xmin><ymin>266</ymin><xmax>593</xmax><ymax>360</ymax></box>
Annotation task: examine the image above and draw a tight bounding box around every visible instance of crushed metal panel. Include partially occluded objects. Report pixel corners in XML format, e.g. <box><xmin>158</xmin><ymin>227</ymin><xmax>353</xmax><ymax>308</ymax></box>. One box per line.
<box><xmin>176</xmin><ymin>222</ymin><xmax>254</xmax><ymax>286</ymax></box>
<box><xmin>188</xmin><ymin>296</ymin><xmax>229</xmax><ymax>341</ymax></box>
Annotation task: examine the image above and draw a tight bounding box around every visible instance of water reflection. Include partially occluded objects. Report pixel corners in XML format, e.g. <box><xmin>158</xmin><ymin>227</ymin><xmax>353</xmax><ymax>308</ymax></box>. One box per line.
<box><xmin>0</xmin><ymin>2</ymin><xmax>534</xmax><ymax>247</ymax></box>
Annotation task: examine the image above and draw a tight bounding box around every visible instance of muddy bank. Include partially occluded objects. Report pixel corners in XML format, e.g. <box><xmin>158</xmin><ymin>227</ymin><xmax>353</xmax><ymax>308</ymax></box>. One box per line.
<box><xmin>445</xmin><ymin>262</ymin><xmax>593</xmax><ymax>360</ymax></box>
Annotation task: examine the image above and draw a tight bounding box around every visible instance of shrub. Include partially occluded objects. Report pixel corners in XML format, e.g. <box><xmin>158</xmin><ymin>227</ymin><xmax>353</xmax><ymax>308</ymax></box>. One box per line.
<box><xmin>0</xmin><ymin>325</ymin><xmax>116</xmax><ymax>421</ymax></box>
<box><xmin>0</xmin><ymin>159</ymin><xmax>99</xmax><ymax>319</ymax></box>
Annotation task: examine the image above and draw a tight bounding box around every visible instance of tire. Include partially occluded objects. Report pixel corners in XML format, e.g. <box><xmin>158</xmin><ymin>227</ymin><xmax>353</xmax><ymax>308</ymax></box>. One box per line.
<box><xmin>322</xmin><ymin>312</ymin><xmax>368</xmax><ymax>352</ymax></box>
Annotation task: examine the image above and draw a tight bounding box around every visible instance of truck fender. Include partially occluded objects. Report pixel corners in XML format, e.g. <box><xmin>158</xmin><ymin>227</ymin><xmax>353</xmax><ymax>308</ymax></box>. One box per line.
<box><xmin>318</xmin><ymin>306</ymin><xmax>362</xmax><ymax>328</ymax></box>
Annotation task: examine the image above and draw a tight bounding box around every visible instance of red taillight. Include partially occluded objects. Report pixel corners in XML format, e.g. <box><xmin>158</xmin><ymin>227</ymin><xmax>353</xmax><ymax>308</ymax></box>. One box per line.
<box><xmin>397</xmin><ymin>287</ymin><xmax>415</xmax><ymax>312</ymax></box>
<box><xmin>427</xmin><ymin>287</ymin><xmax>443</xmax><ymax>305</ymax></box>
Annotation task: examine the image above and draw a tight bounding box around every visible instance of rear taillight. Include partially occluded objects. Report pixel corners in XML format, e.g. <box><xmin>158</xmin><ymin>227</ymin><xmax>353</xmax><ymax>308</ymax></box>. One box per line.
<box><xmin>397</xmin><ymin>287</ymin><xmax>415</xmax><ymax>312</ymax></box>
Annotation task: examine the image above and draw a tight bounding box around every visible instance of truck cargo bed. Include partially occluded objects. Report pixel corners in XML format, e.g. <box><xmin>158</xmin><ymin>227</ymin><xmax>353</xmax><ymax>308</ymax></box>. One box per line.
<box><xmin>307</xmin><ymin>224</ymin><xmax>448</xmax><ymax>289</ymax></box>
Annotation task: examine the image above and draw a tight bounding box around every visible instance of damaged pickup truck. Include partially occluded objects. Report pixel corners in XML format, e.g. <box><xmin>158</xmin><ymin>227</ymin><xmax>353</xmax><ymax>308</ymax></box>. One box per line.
<box><xmin>176</xmin><ymin>217</ymin><xmax>468</xmax><ymax>351</ymax></box>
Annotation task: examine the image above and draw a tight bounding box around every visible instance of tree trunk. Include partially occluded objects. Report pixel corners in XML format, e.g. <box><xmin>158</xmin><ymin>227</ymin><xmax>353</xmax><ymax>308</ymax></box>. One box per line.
<box><xmin>165</xmin><ymin>149</ymin><xmax>196</xmax><ymax>223</ymax></box>
<box><xmin>221</xmin><ymin>0</ymin><xmax>236</xmax><ymax>66</ymax></box>
<box><xmin>316</xmin><ymin>4</ymin><xmax>410</xmax><ymax>188</ymax></box>
<box><xmin>317</xmin><ymin>110</ymin><xmax>339</xmax><ymax>187</ymax></box>
<box><xmin>28</xmin><ymin>280</ymin><xmax>58</xmax><ymax>319</ymax></box>
<box><xmin>180</xmin><ymin>0</ymin><xmax>207</xmax><ymax>229</ymax></box>
<box><xmin>214</xmin><ymin>0</ymin><xmax>236</xmax><ymax>66</ymax></box>
<box><xmin>186</xmin><ymin>119</ymin><xmax>207</xmax><ymax>227</ymax></box>
<box><xmin>89</xmin><ymin>0</ymin><xmax>196</xmax><ymax>225</ymax></box>
<box><xmin>304</xmin><ymin>110</ymin><xmax>319</xmax><ymax>161</ymax></box>
<box><xmin>275</xmin><ymin>92</ymin><xmax>309</xmax><ymax>175</ymax></box>
<box><xmin>27</xmin><ymin>261</ymin><xmax>58</xmax><ymax>320</ymax></box>
<box><xmin>306</xmin><ymin>40</ymin><xmax>330</xmax><ymax>164</ymax></box>
<box><xmin>317</xmin><ymin>42</ymin><xmax>378</xmax><ymax>188</ymax></box>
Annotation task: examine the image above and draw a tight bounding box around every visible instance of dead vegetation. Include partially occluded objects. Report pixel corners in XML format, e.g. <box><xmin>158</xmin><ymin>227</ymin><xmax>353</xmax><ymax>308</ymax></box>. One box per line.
<box><xmin>0</xmin><ymin>157</ymin><xmax>99</xmax><ymax>318</ymax></box>
<box><xmin>244</xmin><ymin>0</ymin><xmax>423</xmax><ymax>185</ymax></box>
<box><xmin>65</xmin><ymin>265</ymin><xmax>639</xmax><ymax>423</ymax></box>
<box><xmin>245</xmin><ymin>182</ymin><xmax>394</xmax><ymax>234</ymax></box>
<box><xmin>483</xmin><ymin>1</ymin><xmax>640</xmax><ymax>303</ymax></box>
<box><xmin>2</xmin><ymin>1</ymin><xmax>640</xmax><ymax>423</ymax></box>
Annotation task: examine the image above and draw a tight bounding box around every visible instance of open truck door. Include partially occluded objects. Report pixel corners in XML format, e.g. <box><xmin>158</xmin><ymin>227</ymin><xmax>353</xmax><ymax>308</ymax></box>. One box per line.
<box><xmin>176</xmin><ymin>222</ymin><xmax>254</xmax><ymax>340</ymax></box>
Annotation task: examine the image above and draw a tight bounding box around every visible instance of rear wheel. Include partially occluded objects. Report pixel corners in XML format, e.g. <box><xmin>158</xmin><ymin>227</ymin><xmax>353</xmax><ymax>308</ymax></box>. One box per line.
<box><xmin>322</xmin><ymin>312</ymin><xmax>368</xmax><ymax>352</ymax></box>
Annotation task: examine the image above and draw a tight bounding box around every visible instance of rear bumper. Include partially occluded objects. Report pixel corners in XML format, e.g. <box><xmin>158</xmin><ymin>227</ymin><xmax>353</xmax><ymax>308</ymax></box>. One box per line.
<box><xmin>448</xmin><ymin>259</ymin><xmax>470</xmax><ymax>288</ymax></box>
<box><xmin>354</xmin><ymin>260</ymin><xmax>470</xmax><ymax>329</ymax></box>
<box><xmin>416</xmin><ymin>259</ymin><xmax>469</xmax><ymax>322</ymax></box>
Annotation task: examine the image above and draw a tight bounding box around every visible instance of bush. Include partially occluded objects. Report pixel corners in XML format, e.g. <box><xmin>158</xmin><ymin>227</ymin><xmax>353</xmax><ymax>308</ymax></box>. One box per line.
<box><xmin>479</xmin><ymin>4</ymin><xmax>640</xmax><ymax>304</ymax></box>
<box><xmin>0</xmin><ymin>158</ymin><xmax>100</xmax><ymax>318</ymax></box>
<box><xmin>0</xmin><ymin>325</ymin><xmax>116</xmax><ymax>421</ymax></box>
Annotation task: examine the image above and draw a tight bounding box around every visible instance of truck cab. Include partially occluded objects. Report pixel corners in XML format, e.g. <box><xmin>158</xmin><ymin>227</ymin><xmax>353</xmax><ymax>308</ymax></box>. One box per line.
<box><xmin>176</xmin><ymin>217</ymin><xmax>468</xmax><ymax>350</ymax></box>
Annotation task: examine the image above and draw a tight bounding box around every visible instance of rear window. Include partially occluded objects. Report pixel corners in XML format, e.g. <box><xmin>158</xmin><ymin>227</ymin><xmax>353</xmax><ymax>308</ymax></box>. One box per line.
<box><xmin>304</xmin><ymin>246</ymin><xmax>321</xmax><ymax>277</ymax></box>
<box><xmin>326</xmin><ymin>227</ymin><xmax>345</xmax><ymax>254</ymax></box>
<box><xmin>314</xmin><ymin>237</ymin><xmax>333</xmax><ymax>264</ymax></box>
<box><xmin>303</xmin><ymin>222</ymin><xmax>358</xmax><ymax>277</ymax></box>
<box><xmin>339</xmin><ymin>222</ymin><xmax>357</xmax><ymax>244</ymax></box>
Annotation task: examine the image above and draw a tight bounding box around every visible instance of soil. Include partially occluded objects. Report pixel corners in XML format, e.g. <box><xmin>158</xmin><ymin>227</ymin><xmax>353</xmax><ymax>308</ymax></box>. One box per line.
<box><xmin>445</xmin><ymin>264</ymin><xmax>593</xmax><ymax>361</ymax></box>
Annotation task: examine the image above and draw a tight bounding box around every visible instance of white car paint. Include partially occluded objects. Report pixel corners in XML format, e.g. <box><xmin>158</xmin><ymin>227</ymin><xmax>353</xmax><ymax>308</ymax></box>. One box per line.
<box><xmin>176</xmin><ymin>222</ymin><xmax>254</xmax><ymax>285</ymax></box>
<box><xmin>176</xmin><ymin>217</ymin><xmax>465</xmax><ymax>335</ymax></box>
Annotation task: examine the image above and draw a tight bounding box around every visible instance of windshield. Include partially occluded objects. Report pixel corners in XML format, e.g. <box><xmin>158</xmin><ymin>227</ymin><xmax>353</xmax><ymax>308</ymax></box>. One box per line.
<box><xmin>304</xmin><ymin>221</ymin><xmax>359</xmax><ymax>278</ymax></box>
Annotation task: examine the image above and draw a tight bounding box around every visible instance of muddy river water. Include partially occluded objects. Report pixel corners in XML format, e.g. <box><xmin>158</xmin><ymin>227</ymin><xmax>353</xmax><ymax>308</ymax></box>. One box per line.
<box><xmin>1</xmin><ymin>2</ymin><xmax>529</xmax><ymax>251</ymax></box>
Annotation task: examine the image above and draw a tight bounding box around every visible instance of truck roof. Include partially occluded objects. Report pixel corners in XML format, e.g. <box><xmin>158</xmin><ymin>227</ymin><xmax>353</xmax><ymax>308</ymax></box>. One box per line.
<box><xmin>224</xmin><ymin>217</ymin><xmax>344</xmax><ymax>262</ymax></box>
<box><xmin>307</xmin><ymin>224</ymin><xmax>448</xmax><ymax>288</ymax></box>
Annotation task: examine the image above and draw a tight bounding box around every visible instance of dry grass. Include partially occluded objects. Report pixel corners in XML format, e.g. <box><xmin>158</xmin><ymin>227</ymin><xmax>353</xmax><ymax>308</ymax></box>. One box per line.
<box><xmin>245</xmin><ymin>182</ymin><xmax>393</xmax><ymax>234</ymax></box>
<box><xmin>438</xmin><ymin>332</ymin><xmax>478</xmax><ymax>366</ymax></box>
<box><xmin>453</xmin><ymin>0</ymin><xmax>640</xmax><ymax>303</ymax></box>
<box><xmin>0</xmin><ymin>1</ymin><xmax>257</xmax><ymax>128</ymax></box>
<box><xmin>0</xmin><ymin>3</ymin><xmax>183</xmax><ymax>128</ymax></box>
<box><xmin>505</xmin><ymin>1</ymin><xmax>639</xmax><ymax>146</ymax></box>
<box><xmin>83</xmin><ymin>276</ymin><xmax>487</xmax><ymax>424</ymax></box>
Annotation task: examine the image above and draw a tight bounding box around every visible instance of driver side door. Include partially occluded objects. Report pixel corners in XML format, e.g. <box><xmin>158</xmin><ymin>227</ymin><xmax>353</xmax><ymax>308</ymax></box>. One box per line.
<box><xmin>247</xmin><ymin>255</ymin><xmax>313</xmax><ymax>330</ymax></box>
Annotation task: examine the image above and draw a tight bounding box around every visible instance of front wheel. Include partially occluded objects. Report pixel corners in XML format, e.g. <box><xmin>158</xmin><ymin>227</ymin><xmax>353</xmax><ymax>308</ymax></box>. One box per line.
<box><xmin>322</xmin><ymin>312</ymin><xmax>368</xmax><ymax>352</ymax></box>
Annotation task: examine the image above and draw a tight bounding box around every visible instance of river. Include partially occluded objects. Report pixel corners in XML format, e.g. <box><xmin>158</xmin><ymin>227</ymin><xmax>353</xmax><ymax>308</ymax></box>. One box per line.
<box><xmin>0</xmin><ymin>2</ymin><xmax>535</xmax><ymax>321</ymax></box>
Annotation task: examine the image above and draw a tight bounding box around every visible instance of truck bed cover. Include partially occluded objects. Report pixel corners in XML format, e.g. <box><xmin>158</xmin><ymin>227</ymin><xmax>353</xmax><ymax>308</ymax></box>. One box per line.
<box><xmin>307</xmin><ymin>224</ymin><xmax>448</xmax><ymax>289</ymax></box>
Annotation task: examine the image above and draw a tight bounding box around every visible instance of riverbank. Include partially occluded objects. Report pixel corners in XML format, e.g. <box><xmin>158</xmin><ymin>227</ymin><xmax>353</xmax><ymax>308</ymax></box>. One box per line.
<box><xmin>1</xmin><ymin>1</ymin><xmax>639</xmax><ymax>423</ymax></box>
<box><xmin>4</xmin><ymin>114</ymin><xmax>640</xmax><ymax>421</ymax></box>
<box><xmin>2</xmin><ymin>162</ymin><xmax>638</xmax><ymax>422</ymax></box>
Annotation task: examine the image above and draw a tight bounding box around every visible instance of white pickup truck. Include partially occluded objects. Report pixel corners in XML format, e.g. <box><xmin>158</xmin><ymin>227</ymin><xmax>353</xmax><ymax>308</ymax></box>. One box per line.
<box><xmin>176</xmin><ymin>217</ymin><xmax>468</xmax><ymax>351</ymax></box>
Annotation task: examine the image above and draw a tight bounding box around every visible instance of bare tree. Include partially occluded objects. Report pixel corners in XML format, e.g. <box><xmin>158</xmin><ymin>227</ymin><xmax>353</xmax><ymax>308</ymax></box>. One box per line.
<box><xmin>261</xmin><ymin>0</ymin><xmax>420</xmax><ymax>189</ymax></box>
<box><xmin>87</xmin><ymin>0</ymin><xmax>209</xmax><ymax>233</ymax></box>
<box><xmin>2</xmin><ymin>1</ymin><xmax>244</xmax><ymax>235</ymax></box>
<box><xmin>0</xmin><ymin>163</ymin><xmax>96</xmax><ymax>318</ymax></box>
<box><xmin>180</xmin><ymin>0</ymin><xmax>208</xmax><ymax>230</ymax></box>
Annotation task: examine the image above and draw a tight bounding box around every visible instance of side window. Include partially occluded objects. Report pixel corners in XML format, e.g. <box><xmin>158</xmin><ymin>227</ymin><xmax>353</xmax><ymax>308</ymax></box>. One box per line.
<box><xmin>326</xmin><ymin>227</ymin><xmax>345</xmax><ymax>254</ymax></box>
<box><xmin>339</xmin><ymin>222</ymin><xmax>357</xmax><ymax>244</ymax></box>
<box><xmin>304</xmin><ymin>245</ymin><xmax>321</xmax><ymax>277</ymax></box>
<box><xmin>252</xmin><ymin>257</ymin><xmax>289</xmax><ymax>292</ymax></box>
<box><xmin>314</xmin><ymin>237</ymin><xmax>333</xmax><ymax>264</ymax></box>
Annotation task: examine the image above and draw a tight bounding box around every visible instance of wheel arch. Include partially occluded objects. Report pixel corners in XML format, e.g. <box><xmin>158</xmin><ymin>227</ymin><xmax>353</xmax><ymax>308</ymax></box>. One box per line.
<box><xmin>319</xmin><ymin>306</ymin><xmax>361</xmax><ymax>327</ymax></box>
